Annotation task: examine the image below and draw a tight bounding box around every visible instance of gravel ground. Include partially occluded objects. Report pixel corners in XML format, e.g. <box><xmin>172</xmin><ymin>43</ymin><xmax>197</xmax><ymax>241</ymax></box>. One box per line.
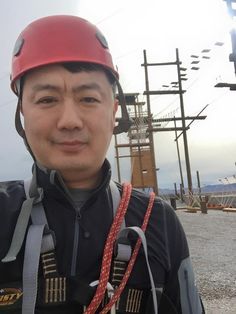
<box><xmin>176</xmin><ymin>208</ymin><xmax>236</xmax><ymax>314</ymax></box>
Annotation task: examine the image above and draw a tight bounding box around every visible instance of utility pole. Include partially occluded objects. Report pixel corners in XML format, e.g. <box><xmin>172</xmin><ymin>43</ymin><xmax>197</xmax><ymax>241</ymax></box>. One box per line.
<box><xmin>114</xmin><ymin>50</ymin><xmax>206</xmax><ymax>195</ymax></box>
<box><xmin>176</xmin><ymin>48</ymin><xmax>193</xmax><ymax>194</ymax></box>
<box><xmin>196</xmin><ymin>170</ymin><xmax>202</xmax><ymax>201</ymax></box>
<box><xmin>143</xmin><ymin>50</ymin><xmax>159</xmax><ymax>194</ymax></box>
<box><xmin>114</xmin><ymin>134</ymin><xmax>121</xmax><ymax>183</ymax></box>
<box><xmin>142</xmin><ymin>49</ymin><xmax>194</xmax><ymax>196</ymax></box>
<box><xmin>174</xmin><ymin>117</ymin><xmax>184</xmax><ymax>190</ymax></box>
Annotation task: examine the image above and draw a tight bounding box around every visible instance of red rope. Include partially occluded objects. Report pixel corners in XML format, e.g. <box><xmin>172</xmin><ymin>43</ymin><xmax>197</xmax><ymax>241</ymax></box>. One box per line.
<box><xmin>100</xmin><ymin>191</ymin><xmax>156</xmax><ymax>314</ymax></box>
<box><xmin>84</xmin><ymin>182</ymin><xmax>132</xmax><ymax>314</ymax></box>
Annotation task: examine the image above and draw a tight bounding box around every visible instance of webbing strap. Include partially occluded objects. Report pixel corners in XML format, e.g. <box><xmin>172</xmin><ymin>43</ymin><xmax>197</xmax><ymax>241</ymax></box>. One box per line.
<box><xmin>1</xmin><ymin>197</ymin><xmax>34</xmax><ymax>262</ymax></box>
<box><xmin>23</xmin><ymin>178</ymin><xmax>31</xmax><ymax>198</ymax></box>
<box><xmin>22</xmin><ymin>224</ymin><xmax>45</xmax><ymax>314</ymax></box>
<box><xmin>110</xmin><ymin>181</ymin><xmax>131</xmax><ymax>262</ymax></box>
<box><xmin>31</xmin><ymin>203</ymin><xmax>55</xmax><ymax>253</ymax></box>
<box><xmin>110</xmin><ymin>180</ymin><xmax>125</xmax><ymax>230</ymax></box>
<box><xmin>20</xmin><ymin>180</ymin><xmax>55</xmax><ymax>314</ymax></box>
<box><xmin>1</xmin><ymin>174</ymin><xmax>43</xmax><ymax>263</ymax></box>
<box><xmin>25</xmin><ymin>177</ymin><xmax>55</xmax><ymax>253</ymax></box>
<box><xmin>115</xmin><ymin>243</ymin><xmax>132</xmax><ymax>261</ymax></box>
<box><xmin>31</xmin><ymin>202</ymin><xmax>48</xmax><ymax>225</ymax></box>
<box><xmin>118</xmin><ymin>226</ymin><xmax>158</xmax><ymax>314</ymax></box>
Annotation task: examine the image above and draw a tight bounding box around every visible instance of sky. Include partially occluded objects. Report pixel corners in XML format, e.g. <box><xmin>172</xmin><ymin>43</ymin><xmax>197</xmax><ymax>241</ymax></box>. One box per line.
<box><xmin>0</xmin><ymin>0</ymin><xmax>236</xmax><ymax>189</ymax></box>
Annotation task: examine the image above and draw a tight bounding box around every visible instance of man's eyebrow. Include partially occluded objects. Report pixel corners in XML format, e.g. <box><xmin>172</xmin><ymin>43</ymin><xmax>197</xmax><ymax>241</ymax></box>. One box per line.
<box><xmin>72</xmin><ymin>83</ymin><xmax>103</xmax><ymax>93</ymax></box>
<box><xmin>31</xmin><ymin>84</ymin><xmax>60</xmax><ymax>92</ymax></box>
<box><xmin>31</xmin><ymin>83</ymin><xmax>103</xmax><ymax>93</ymax></box>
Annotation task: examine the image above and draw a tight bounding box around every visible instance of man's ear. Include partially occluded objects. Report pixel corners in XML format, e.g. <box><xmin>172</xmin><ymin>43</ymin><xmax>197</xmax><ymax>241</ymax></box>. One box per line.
<box><xmin>112</xmin><ymin>98</ymin><xmax>119</xmax><ymax>130</ymax></box>
<box><xmin>114</xmin><ymin>98</ymin><xmax>119</xmax><ymax>114</ymax></box>
<box><xmin>113</xmin><ymin>98</ymin><xmax>119</xmax><ymax>125</ymax></box>
<box><xmin>20</xmin><ymin>101</ymin><xmax>24</xmax><ymax>115</ymax></box>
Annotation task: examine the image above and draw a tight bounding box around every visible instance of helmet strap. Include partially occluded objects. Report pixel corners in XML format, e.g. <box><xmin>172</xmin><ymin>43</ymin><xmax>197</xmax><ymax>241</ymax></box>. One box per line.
<box><xmin>15</xmin><ymin>97</ymin><xmax>36</xmax><ymax>161</ymax></box>
<box><xmin>15</xmin><ymin>98</ymin><xmax>25</xmax><ymax>138</ymax></box>
<box><xmin>113</xmin><ymin>78</ymin><xmax>132</xmax><ymax>134</ymax></box>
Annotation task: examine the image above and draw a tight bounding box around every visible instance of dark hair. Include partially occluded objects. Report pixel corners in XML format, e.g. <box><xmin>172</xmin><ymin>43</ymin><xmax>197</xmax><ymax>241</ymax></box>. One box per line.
<box><xmin>62</xmin><ymin>62</ymin><xmax>117</xmax><ymax>96</ymax></box>
<box><xmin>20</xmin><ymin>62</ymin><xmax>117</xmax><ymax>99</ymax></box>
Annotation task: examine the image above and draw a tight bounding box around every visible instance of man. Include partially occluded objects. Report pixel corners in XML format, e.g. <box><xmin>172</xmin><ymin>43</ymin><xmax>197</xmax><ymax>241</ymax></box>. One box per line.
<box><xmin>0</xmin><ymin>15</ymin><xmax>204</xmax><ymax>313</ymax></box>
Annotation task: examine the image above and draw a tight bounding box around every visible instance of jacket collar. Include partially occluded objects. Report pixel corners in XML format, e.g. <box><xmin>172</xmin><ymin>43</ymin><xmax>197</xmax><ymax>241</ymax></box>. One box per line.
<box><xmin>31</xmin><ymin>159</ymin><xmax>112</xmax><ymax>201</ymax></box>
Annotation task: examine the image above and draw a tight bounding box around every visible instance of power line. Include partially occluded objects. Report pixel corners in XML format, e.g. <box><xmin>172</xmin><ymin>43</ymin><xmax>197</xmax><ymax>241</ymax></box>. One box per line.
<box><xmin>0</xmin><ymin>99</ymin><xmax>16</xmax><ymax>108</ymax></box>
<box><xmin>0</xmin><ymin>73</ymin><xmax>9</xmax><ymax>81</ymax></box>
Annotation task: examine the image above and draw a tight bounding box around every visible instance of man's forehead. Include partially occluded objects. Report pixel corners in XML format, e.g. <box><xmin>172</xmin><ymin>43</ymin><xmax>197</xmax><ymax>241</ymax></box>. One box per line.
<box><xmin>25</xmin><ymin>63</ymin><xmax>105</xmax><ymax>78</ymax></box>
<box><xmin>29</xmin><ymin>82</ymin><xmax>104</xmax><ymax>94</ymax></box>
<box><xmin>23</xmin><ymin>64</ymin><xmax>109</xmax><ymax>90</ymax></box>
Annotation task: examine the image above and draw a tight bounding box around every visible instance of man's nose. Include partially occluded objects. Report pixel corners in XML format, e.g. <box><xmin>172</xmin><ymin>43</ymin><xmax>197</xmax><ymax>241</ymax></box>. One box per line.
<box><xmin>57</xmin><ymin>101</ymin><xmax>83</xmax><ymax>130</ymax></box>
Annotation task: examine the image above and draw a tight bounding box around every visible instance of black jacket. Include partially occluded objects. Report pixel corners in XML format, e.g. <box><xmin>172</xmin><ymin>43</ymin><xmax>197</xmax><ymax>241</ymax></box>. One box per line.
<box><xmin>0</xmin><ymin>160</ymin><xmax>204</xmax><ymax>313</ymax></box>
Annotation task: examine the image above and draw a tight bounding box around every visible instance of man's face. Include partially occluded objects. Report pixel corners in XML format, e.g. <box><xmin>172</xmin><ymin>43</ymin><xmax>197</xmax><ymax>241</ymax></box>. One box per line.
<box><xmin>21</xmin><ymin>64</ymin><xmax>118</xmax><ymax>188</ymax></box>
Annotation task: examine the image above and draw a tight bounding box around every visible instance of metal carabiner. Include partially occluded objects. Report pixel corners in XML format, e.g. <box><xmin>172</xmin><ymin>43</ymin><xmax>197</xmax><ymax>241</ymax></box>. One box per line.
<box><xmin>106</xmin><ymin>282</ymin><xmax>116</xmax><ymax>314</ymax></box>
<box><xmin>83</xmin><ymin>280</ymin><xmax>116</xmax><ymax>314</ymax></box>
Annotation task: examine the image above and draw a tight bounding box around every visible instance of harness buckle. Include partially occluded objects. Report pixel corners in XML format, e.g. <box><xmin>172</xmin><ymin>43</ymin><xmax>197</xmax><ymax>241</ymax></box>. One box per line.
<box><xmin>106</xmin><ymin>282</ymin><xmax>116</xmax><ymax>314</ymax></box>
<box><xmin>83</xmin><ymin>280</ymin><xmax>116</xmax><ymax>314</ymax></box>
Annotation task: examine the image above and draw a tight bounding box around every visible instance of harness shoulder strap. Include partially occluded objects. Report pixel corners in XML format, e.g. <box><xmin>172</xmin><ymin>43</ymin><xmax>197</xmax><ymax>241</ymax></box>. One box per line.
<box><xmin>1</xmin><ymin>178</ymin><xmax>41</xmax><ymax>263</ymax></box>
<box><xmin>109</xmin><ymin>180</ymin><xmax>126</xmax><ymax>230</ymax></box>
<box><xmin>110</xmin><ymin>180</ymin><xmax>133</xmax><ymax>263</ymax></box>
<box><xmin>109</xmin><ymin>180</ymin><xmax>120</xmax><ymax>216</ymax></box>
<box><xmin>22</xmin><ymin>178</ymin><xmax>56</xmax><ymax>314</ymax></box>
<box><xmin>23</xmin><ymin>178</ymin><xmax>31</xmax><ymax>198</ymax></box>
<box><xmin>24</xmin><ymin>178</ymin><xmax>55</xmax><ymax>253</ymax></box>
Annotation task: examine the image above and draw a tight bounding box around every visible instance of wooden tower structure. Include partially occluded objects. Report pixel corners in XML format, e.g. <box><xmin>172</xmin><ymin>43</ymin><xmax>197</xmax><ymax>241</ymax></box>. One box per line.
<box><xmin>114</xmin><ymin>93</ymin><xmax>159</xmax><ymax>193</ymax></box>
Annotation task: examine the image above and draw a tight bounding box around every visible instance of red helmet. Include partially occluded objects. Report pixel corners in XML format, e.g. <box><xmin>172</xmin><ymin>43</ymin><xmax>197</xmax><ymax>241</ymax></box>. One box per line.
<box><xmin>12</xmin><ymin>15</ymin><xmax>131</xmax><ymax>135</ymax></box>
<box><xmin>11</xmin><ymin>15</ymin><xmax>118</xmax><ymax>93</ymax></box>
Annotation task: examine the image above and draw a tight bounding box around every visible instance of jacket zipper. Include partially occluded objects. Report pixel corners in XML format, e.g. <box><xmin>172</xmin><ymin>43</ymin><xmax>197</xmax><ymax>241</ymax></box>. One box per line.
<box><xmin>71</xmin><ymin>211</ymin><xmax>81</xmax><ymax>276</ymax></box>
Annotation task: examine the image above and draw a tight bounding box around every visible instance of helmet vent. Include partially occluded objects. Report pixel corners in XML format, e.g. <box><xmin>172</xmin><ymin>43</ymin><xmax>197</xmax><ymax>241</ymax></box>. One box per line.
<box><xmin>96</xmin><ymin>31</ymin><xmax>109</xmax><ymax>49</ymax></box>
<box><xmin>13</xmin><ymin>37</ymin><xmax>24</xmax><ymax>57</ymax></box>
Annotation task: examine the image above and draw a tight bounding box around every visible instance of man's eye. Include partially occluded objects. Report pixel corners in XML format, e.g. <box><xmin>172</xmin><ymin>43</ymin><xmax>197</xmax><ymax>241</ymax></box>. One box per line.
<box><xmin>36</xmin><ymin>97</ymin><xmax>57</xmax><ymax>104</ymax></box>
<box><xmin>82</xmin><ymin>97</ymin><xmax>99</xmax><ymax>103</ymax></box>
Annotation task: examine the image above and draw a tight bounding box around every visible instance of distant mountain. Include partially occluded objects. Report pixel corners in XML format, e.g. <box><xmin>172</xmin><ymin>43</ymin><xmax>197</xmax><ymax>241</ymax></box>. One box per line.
<box><xmin>159</xmin><ymin>183</ymin><xmax>236</xmax><ymax>195</ymax></box>
<box><xmin>200</xmin><ymin>183</ymin><xmax>236</xmax><ymax>194</ymax></box>
<box><xmin>159</xmin><ymin>188</ymin><xmax>175</xmax><ymax>195</ymax></box>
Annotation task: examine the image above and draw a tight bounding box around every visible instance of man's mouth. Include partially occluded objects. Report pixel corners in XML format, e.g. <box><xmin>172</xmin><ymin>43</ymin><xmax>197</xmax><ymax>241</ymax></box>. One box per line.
<box><xmin>55</xmin><ymin>140</ymin><xmax>86</xmax><ymax>152</ymax></box>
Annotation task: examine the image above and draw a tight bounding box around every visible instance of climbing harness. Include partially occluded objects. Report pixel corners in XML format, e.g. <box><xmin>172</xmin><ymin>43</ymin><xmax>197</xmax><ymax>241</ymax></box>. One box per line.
<box><xmin>2</xmin><ymin>174</ymin><xmax>157</xmax><ymax>313</ymax></box>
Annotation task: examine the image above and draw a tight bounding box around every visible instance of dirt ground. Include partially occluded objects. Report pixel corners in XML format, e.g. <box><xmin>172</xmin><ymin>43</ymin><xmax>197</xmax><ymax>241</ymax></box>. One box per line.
<box><xmin>176</xmin><ymin>208</ymin><xmax>236</xmax><ymax>314</ymax></box>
